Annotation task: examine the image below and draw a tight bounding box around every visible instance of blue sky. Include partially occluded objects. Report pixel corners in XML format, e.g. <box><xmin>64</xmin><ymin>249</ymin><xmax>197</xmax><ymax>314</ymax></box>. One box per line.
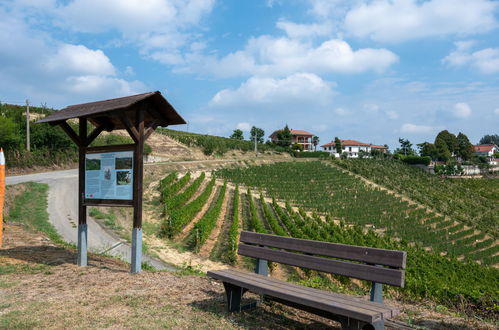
<box><xmin>1</xmin><ymin>0</ymin><xmax>498</xmax><ymax>150</ymax></box>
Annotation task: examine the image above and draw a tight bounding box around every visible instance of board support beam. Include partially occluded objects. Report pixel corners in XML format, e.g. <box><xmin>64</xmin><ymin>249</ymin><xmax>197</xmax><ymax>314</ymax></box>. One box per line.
<box><xmin>77</xmin><ymin>117</ymin><xmax>88</xmax><ymax>266</ymax></box>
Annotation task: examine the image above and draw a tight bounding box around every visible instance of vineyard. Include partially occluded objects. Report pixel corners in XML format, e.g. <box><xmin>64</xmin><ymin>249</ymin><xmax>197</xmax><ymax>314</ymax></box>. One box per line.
<box><xmin>216</xmin><ymin>161</ymin><xmax>499</xmax><ymax>266</ymax></box>
<box><xmin>154</xmin><ymin>164</ymin><xmax>499</xmax><ymax>318</ymax></box>
<box><xmin>156</xmin><ymin>128</ymin><xmax>280</xmax><ymax>156</ymax></box>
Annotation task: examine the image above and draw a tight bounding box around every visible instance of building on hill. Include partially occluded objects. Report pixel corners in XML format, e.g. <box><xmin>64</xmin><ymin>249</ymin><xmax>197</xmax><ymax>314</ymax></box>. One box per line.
<box><xmin>269</xmin><ymin>129</ymin><xmax>314</xmax><ymax>151</ymax></box>
<box><xmin>320</xmin><ymin>139</ymin><xmax>387</xmax><ymax>158</ymax></box>
<box><xmin>473</xmin><ymin>144</ymin><xmax>498</xmax><ymax>164</ymax></box>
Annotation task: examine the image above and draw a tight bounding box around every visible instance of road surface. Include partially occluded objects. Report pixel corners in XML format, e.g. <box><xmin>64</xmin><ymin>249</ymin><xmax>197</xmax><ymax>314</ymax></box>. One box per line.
<box><xmin>6</xmin><ymin>169</ymin><xmax>175</xmax><ymax>271</ymax></box>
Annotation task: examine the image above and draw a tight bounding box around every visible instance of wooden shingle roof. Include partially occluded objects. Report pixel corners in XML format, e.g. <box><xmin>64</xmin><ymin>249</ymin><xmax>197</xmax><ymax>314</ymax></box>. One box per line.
<box><xmin>37</xmin><ymin>91</ymin><xmax>186</xmax><ymax>130</ymax></box>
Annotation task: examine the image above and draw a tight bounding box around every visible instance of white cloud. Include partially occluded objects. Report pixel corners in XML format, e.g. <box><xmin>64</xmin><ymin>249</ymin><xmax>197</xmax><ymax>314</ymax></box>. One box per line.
<box><xmin>400</xmin><ymin>123</ymin><xmax>441</xmax><ymax>134</ymax></box>
<box><xmin>210</xmin><ymin>73</ymin><xmax>335</xmax><ymax>108</ymax></box>
<box><xmin>344</xmin><ymin>0</ymin><xmax>498</xmax><ymax>43</ymax></box>
<box><xmin>236</xmin><ymin>122</ymin><xmax>252</xmax><ymax>131</ymax></box>
<box><xmin>0</xmin><ymin>8</ymin><xmax>144</xmax><ymax>107</ymax></box>
<box><xmin>444</xmin><ymin>42</ymin><xmax>499</xmax><ymax>74</ymax></box>
<box><xmin>334</xmin><ymin>107</ymin><xmax>350</xmax><ymax>116</ymax></box>
<box><xmin>46</xmin><ymin>44</ymin><xmax>116</xmax><ymax>76</ymax></box>
<box><xmin>495</xmin><ymin>108</ymin><xmax>499</xmax><ymax>115</ymax></box>
<box><xmin>276</xmin><ymin>20</ymin><xmax>333</xmax><ymax>39</ymax></box>
<box><xmin>453</xmin><ymin>102</ymin><xmax>472</xmax><ymax>118</ymax></box>
<box><xmin>183</xmin><ymin>36</ymin><xmax>398</xmax><ymax>78</ymax></box>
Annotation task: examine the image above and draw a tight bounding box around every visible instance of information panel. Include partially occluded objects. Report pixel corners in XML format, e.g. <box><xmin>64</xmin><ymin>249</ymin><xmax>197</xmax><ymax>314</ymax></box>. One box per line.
<box><xmin>85</xmin><ymin>151</ymin><xmax>134</xmax><ymax>200</ymax></box>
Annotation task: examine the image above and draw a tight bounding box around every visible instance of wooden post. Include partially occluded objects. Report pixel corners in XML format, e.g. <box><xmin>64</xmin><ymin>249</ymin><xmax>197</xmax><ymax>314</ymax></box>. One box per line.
<box><xmin>131</xmin><ymin>110</ymin><xmax>144</xmax><ymax>273</ymax></box>
<box><xmin>78</xmin><ymin>118</ymin><xmax>88</xmax><ymax>266</ymax></box>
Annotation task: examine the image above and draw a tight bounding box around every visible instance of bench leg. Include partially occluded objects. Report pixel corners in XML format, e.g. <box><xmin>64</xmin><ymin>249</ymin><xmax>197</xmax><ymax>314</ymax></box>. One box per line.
<box><xmin>338</xmin><ymin>317</ymin><xmax>384</xmax><ymax>330</ymax></box>
<box><xmin>223</xmin><ymin>283</ymin><xmax>256</xmax><ymax>312</ymax></box>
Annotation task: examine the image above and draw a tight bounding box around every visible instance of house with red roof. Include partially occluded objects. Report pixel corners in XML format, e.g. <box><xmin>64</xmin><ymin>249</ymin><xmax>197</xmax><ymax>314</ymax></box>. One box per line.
<box><xmin>320</xmin><ymin>139</ymin><xmax>387</xmax><ymax>158</ymax></box>
<box><xmin>473</xmin><ymin>144</ymin><xmax>498</xmax><ymax>158</ymax></box>
<box><xmin>269</xmin><ymin>129</ymin><xmax>314</xmax><ymax>151</ymax></box>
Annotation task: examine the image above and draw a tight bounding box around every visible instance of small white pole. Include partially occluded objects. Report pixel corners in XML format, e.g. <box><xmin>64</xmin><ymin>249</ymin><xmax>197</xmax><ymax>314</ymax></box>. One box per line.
<box><xmin>26</xmin><ymin>99</ymin><xmax>30</xmax><ymax>152</ymax></box>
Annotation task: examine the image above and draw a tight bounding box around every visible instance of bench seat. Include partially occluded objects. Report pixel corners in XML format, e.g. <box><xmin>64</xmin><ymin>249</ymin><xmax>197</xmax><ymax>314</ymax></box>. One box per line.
<box><xmin>208</xmin><ymin>268</ymin><xmax>400</xmax><ymax>324</ymax></box>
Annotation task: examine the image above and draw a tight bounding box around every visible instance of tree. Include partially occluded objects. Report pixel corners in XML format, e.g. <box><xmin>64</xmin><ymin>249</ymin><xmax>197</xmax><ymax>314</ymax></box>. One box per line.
<box><xmin>479</xmin><ymin>134</ymin><xmax>499</xmax><ymax>145</ymax></box>
<box><xmin>395</xmin><ymin>138</ymin><xmax>415</xmax><ymax>156</ymax></box>
<box><xmin>334</xmin><ymin>137</ymin><xmax>342</xmax><ymax>155</ymax></box>
<box><xmin>435</xmin><ymin>138</ymin><xmax>451</xmax><ymax>161</ymax></box>
<box><xmin>456</xmin><ymin>132</ymin><xmax>473</xmax><ymax>160</ymax></box>
<box><xmin>434</xmin><ymin>130</ymin><xmax>457</xmax><ymax>156</ymax></box>
<box><xmin>417</xmin><ymin>142</ymin><xmax>437</xmax><ymax>159</ymax></box>
<box><xmin>0</xmin><ymin>116</ymin><xmax>22</xmax><ymax>151</ymax></box>
<box><xmin>250</xmin><ymin>126</ymin><xmax>265</xmax><ymax>144</ymax></box>
<box><xmin>276</xmin><ymin>125</ymin><xmax>292</xmax><ymax>147</ymax></box>
<box><xmin>312</xmin><ymin>136</ymin><xmax>319</xmax><ymax>151</ymax></box>
<box><xmin>229</xmin><ymin>129</ymin><xmax>244</xmax><ymax>140</ymax></box>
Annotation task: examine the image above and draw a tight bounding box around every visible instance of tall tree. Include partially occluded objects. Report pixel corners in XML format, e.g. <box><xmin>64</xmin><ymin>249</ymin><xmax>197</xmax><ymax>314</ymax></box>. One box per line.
<box><xmin>435</xmin><ymin>138</ymin><xmax>451</xmax><ymax>161</ymax></box>
<box><xmin>312</xmin><ymin>136</ymin><xmax>319</xmax><ymax>151</ymax></box>
<box><xmin>250</xmin><ymin>126</ymin><xmax>265</xmax><ymax>144</ymax></box>
<box><xmin>434</xmin><ymin>130</ymin><xmax>457</xmax><ymax>155</ymax></box>
<box><xmin>395</xmin><ymin>138</ymin><xmax>415</xmax><ymax>156</ymax></box>
<box><xmin>417</xmin><ymin>142</ymin><xmax>437</xmax><ymax>159</ymax></box>
<box><xmin>334</xmin><ymin>137</ymin><xmax>342</xmax><ymax>154</ymax></box>
<box><xmin>276</xmin><ymin>125</ymin><xmax>292</xmax><ymax>147</ymax></box>
<box><xmin>229</xmin><ymin>129</ymin><xmax>244</xmax><ymax>140</ymax></box>
<box><xmin>456</xmin><ymin>132</ymin><xmax>473</xmax><ymax>160</ymax></box>
<box><xmin>479</xmin><ymin>134</ymin><xmax>499</xmax><ymax>145</ymax></box>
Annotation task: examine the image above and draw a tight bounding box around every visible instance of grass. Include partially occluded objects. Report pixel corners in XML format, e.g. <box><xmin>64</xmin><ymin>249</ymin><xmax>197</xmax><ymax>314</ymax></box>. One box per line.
<box><xmin>5</xmin><ymin>182</ymin><xmax>71</xmax><ymax>247</ymax></box>
<box><xmin>89</xmin><ymin>207</ymin><xmax>122</xmax><ymax>230</ymax></box>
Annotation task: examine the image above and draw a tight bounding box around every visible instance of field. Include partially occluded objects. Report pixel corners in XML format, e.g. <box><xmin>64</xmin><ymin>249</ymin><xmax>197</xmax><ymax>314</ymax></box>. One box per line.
<box><xmin>156</xmin><ymin>162</ymin><xmax>499</xmax><ymax>319</ymax></box>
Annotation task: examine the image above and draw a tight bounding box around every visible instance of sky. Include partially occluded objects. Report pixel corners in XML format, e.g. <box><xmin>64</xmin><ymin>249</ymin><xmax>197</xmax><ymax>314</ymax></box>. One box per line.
<box><xmin>1</xmin><ymin>0</ymin><xmax>498</xmax><ymax>150</ymax></box>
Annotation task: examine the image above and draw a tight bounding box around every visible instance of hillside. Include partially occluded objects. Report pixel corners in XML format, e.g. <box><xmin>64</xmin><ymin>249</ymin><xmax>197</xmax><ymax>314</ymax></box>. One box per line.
<box><xmin>1</xmin><ymin>183</ymin><xmax>495</xmax><ymax>329</ymax></box>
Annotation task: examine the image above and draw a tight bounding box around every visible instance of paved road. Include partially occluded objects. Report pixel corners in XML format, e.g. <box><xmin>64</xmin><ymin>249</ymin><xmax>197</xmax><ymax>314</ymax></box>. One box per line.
<box><xmin>6</xmin><ymin>169</ymin><xmax>175</xmax><ymax>271</ymax></box>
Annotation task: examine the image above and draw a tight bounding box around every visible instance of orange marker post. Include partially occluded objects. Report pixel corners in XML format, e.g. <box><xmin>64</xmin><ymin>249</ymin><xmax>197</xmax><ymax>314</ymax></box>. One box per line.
<box><xmin>0</xmin><ymin>148</ymin><xmax>5</xmax><ymax>247</ymax></box>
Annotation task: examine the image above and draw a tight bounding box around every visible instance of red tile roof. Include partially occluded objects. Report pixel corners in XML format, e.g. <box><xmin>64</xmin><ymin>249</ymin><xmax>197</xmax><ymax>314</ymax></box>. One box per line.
<box><xmin>270</xmin><ymin>129</ymin><xmax>314</xmax><ymax>138</ymax></box>
<box><xmin>320</xmin><ymin>139</ymin><xmax>373</xmax><ymax>148</ymax></box>
<box><xmin>473</xmin><ymin>144</ymin><xmax>497</xmax><ymax>152</ymax></box>
<box><xmin>370</xmin><ymin>144</ymin><xmax>388</xmax><ymax>149</ymax></box>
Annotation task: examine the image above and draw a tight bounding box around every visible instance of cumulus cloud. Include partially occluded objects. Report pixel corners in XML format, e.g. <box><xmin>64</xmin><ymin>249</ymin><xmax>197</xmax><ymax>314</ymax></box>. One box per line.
<box><xmin>400</xmin><ymin>123</ymin><xmax>441</xmax><ymax>134</ymax></box>
<box><xmin>236</xmin><ymin>122</ymin><xmax>252</xmax><ymax>131</ymax></box>
<box><xmin>183</xmin><ymin>36</ymin><xmax>398</xmax><ymax>78</ymax></box>
<box><xmin>210</xmin><ymin>73</ymin><xmax>335</xmax><ymax>108</ymax></box>
<box><xmin>443</xmin><ymin>41</ymin><xmax>499</xmax><ymax>74</ymax></box>
<box><xmin>276</xmin><ymin>20</ymin><xmax>333</xmax><ymax>39</ymax></box>
<box><xmin>344</xmin><ymin>0</ymin><xmax>498</xmax><ymax>43</ymax></box>
<box><xmin>334</xmin><ymin>107</ymin><xmax>350</xmax><ymax>116</ymax></box>
<box><xmin>0</xmin><ymin>8</ymin><xmax>144</xmax><ymax>107</ymax></box>
<box><xmin>453</xmin><ymin>102</ymin><xmax>472</xmax><ymax>118</ymax></box>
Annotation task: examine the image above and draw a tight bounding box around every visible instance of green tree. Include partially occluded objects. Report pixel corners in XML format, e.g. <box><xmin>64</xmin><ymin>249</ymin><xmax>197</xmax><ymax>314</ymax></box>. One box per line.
<box><xmin>0</xmin><ymin>116</ymin><xmax>22</xmax><ymax>151</ymax></box>
<box><xmin>456</xmin><ymin>132</ymin><xmax>473</xmax><ymax>160</ymax></box>
<box><xmin>250</xmin><ymin>126</ymin><xmax>265</xmax><ymax>144</ymax></box>
<box><xmin>417</xmin><ymin>142</ymin><xmax>437</xmax><ymax>159</ymax></box>
<box><xmin>312</xmin><ymin>136</ymin><xmax>319</xmax><ymax>151</ymax></box>
<box><xmin>395</xmin><ymin>138</ymin><xmax>415</xmax><ymax>156</ymax></box>
<box><xmin>229</xmin><ymin>129</ymin><xmax>244</xmax><ymax>140</ymax></box>
<box><xmin>334</xmin><ymin>137</ymin><xmax>342</xmax><ymax>154</ymax></box>
<box><xmin>435</xmin><ymin>138</ymin><xmax>451</xmax><ymax>161</ymax></box>
<box><xmin>276</xmin><ymin>125</ymin><xmax>292</xmax><ymax>147</ymax></box>
<box><xmin>479</xmin><ymin>134</ymin><xmax>499</xmax><ymax>145</ymax></box>
<box><xmin>435</xmin><ymin>130</ymin><xmax>457</xmax><ymax>155</ymax></box>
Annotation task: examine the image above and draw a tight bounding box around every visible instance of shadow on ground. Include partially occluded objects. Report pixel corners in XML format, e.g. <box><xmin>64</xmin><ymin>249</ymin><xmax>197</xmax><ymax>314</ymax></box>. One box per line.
<box><xmin>0</xmin><ymin>245</ymin><xmax>128</xmax><ymax>272</ymax></box>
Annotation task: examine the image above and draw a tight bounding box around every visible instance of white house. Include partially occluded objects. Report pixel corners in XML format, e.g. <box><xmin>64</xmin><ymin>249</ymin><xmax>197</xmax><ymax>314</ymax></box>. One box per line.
<box><xmin>321</xmin><ymin>139</ymin><xmax>384</xmax><ymax>158</ymax></box>
<box><xmin>473</xmin><ymin>144</ymin><xmax>498</xmax><ymax>157</ymax></box>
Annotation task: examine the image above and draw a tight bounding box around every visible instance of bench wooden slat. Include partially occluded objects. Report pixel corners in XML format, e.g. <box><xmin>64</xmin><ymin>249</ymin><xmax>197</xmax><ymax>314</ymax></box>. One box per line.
<box><xmin>216</xmin><ymin>269</ymin><xmax>399</xmax><ymax>319</ymax></box>
<box><xmin>238</xmin><ymin>244</ymin><xmax>405</xmax><ymax>287</ymax></box>
<box><xmin>240</xmin><ymin>231</ymin><xmax>406</xmax><ymax>269</ymax></box>
<box><xmin>208</xmin><ymin>269</ymin><xmax>383</xmax><ymax>323</ymax></box>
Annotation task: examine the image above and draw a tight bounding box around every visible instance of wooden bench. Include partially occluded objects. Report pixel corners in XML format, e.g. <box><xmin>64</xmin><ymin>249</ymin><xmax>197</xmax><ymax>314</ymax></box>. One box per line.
<box><xmin>208</xmin><ymin>231</ymin><xmax>406</xmax><ymax>330</ymax></box>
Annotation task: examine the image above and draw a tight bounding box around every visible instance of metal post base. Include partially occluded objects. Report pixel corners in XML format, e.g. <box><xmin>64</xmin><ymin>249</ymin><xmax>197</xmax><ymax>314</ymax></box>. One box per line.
<box><xmin>131</xmin><ymin>227</ymin><xmax>142</xmax><ymax>273</ymax></box>
<box><xmin>77</xmin><ymin>224</ymin><xmax>88</xmax><ymax>266</ymax></box>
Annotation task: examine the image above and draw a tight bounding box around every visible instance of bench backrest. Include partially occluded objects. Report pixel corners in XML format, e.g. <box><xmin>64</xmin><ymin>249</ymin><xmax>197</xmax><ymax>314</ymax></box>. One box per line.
<box><xmin>238</xmin><ymin>231</ymin><xmax>406</xmax><ymax>288</ymax></box>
